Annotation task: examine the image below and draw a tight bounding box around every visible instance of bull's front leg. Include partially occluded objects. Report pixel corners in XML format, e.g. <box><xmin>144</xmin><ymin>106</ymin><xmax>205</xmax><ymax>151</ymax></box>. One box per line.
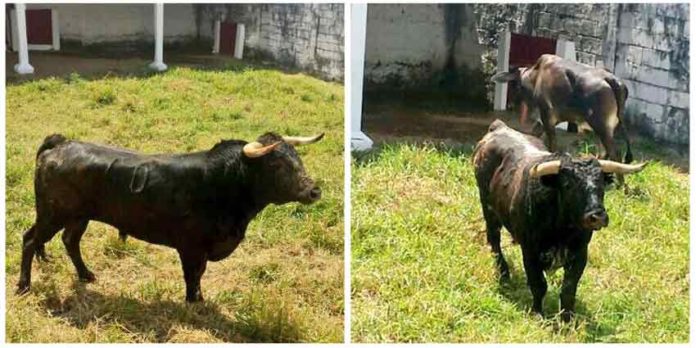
<box><xmin>560</xmin><ymin>245</ymin><xmax>588</xmax><ymax>322</ymax></box>
<box><xmin>177</xmin><ymin>249</ymin><xmax>208</xmax><ymax>302</ymax></box>
<box><xmin>522</xmin><ymin>248</ymin><xmax>547</xmax><ymax>316</ymax></box>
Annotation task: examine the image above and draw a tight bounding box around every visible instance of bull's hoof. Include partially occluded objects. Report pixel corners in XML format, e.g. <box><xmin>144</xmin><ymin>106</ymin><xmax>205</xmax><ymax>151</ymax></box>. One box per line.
<box><xmin>79</xmin><ymin>271</ymin><xmax>97</xmax><ymax>283</ymax></box>
<box><xmin>16</xmin><ymin>281</ymin><xmax>30</xmax><ymax>295</ymax></box>
<box><xmin>560</xmin><ymin>310</ymin><xmax>574</xmax><ymax>323</ymax></box>
<box><xmin>185</xmin><ymin>293</ymin><xmax>204</xmax><ymax>303</ymax></box>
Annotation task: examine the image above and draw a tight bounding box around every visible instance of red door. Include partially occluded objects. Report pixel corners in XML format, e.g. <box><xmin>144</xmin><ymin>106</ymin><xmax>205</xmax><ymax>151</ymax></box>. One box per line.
<box><xmin>507</xmin><ymin>33</ymin><xmax>556</xmax><ymax>107</ymax></box>
<box><xmin>509</xmin><ymin>33</ymin><xmax>556</xmax><ymax>68</ymax></box>
<box><xmin>26</xmin><ymin>9</ymin><xmax>52</xmax><ymax>45</ymax></box>
<box><xmin>220</xmin><ymin>22</ymin><xmax>237</xmax><ymax>55</ymax></box>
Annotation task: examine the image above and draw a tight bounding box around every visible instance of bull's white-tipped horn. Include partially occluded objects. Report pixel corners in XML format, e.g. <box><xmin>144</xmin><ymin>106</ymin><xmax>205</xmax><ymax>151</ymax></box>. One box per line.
<box><xmin>282</xmin><ymin>133</ymin><xmax>325</xmax><ymax>146</ymax></box>
<box><xmin>598</xmin><ymin>160</ymin><xmax>647</xmax><ymax>174</ymax></box>
<box><xmin>242</xmin><ymin>141</ymin><xmax>280</xmax><ymax>158</ymax></box>
<box><xmin>529</xmin><ymin>160</ymin><xmax>561</xmax><ymax>178</ymax></box>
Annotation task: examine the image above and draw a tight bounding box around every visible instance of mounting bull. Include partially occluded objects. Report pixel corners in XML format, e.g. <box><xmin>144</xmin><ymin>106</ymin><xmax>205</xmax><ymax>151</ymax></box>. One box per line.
<box><xmin>491</xmin><ymin>54</ymin><xmax>633</xmax><ymax>169</ymax></box>
<box><xmin>17</xmin><ymin>132</ymin><xmax>324</xmax><ymax>302</ymax></box>
<box><xmin>473</xmin><ymin>120</ymin><xmax>646</xmax><ymax>321</ymax></box>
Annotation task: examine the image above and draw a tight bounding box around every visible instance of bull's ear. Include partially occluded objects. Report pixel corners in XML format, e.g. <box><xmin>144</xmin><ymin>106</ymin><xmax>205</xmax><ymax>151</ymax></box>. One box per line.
<box><xmin>490</xmin><ymin>71</ymin><xmax>518</xmax><ymax>83</ymax></box>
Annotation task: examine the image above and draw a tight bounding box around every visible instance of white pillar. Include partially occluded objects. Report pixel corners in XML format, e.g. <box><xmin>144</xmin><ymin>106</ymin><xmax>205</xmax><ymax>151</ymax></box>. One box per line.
<box><xmin>556</xmin><ymin>38</ymin><xmax>576</xmax><ymax>61</ymax></box>
<box><xmin>493</xmin><ymin>31</ymin><xmax>510</xmax><ymax>111</ymax></box>
<box><xmin>14</xmin><ymin>3</ymin><xmax>34</xmax><ymax>74</ymax></box>
<box><xmin>149</xmin><ymin>3</ymin><xmax>167</xmax><ymax>71</ymax></box>
<box><xmin>350</xmin><ymin>3</ymin><xmax>373</xmax><ymax>151</ymax></box>
<box><xmin>212</xmin><ymin>20</ymin><xmax>220</xmax><ymax>54</ymax></box>
<box><xmin>234</xmin><ymin>24</ymin><xmax>245</xmax><ymax>59</ymax></box>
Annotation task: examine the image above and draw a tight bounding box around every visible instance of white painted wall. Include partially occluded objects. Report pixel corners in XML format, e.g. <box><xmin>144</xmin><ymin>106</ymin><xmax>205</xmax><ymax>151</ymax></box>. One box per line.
<box><xmin>365</xmin><ymin>4</ymin><xmax>483</xmax><ymax>84</ymax></box>
<box><xmin>25</xmin><ymin>4</ymin><xmax>197</xmax><ymax>44</ymax></box>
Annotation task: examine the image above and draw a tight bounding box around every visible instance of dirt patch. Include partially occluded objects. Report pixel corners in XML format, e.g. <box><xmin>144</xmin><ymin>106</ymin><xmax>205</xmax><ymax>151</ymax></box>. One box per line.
<box><xmin>362</xmin><ymin>103</ymin><xmax>689</xmax><ymax>172</ymax></box>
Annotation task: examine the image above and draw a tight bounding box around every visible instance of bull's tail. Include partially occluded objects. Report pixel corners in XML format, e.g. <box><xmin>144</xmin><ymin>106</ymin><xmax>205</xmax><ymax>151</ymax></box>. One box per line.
<box><xmin>605</xmin><ymin>77</ymin><xmax>633</xmax><ymax>163</ymax></box>
<box><xmin>37</xmin><ymin>134</ymin><xmax>67</xmax><ymax>159</ymax></box>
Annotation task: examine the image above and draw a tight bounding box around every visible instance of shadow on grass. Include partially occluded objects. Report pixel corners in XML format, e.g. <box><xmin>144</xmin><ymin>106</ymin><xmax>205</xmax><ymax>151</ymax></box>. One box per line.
<box><xmin>32</xmin><ymin>280</ymin><xmax>305</xmax><ymax>343</ymax></box>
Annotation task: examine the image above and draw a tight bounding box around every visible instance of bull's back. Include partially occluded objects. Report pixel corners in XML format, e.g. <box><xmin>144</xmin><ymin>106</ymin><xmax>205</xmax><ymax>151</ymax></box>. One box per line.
<box><xmin>35</xmin><ymin>141</ymin><xmax>208</xmax><ymax>244</ymax></box>
<box><xmin>474</xmin><ymin>123</ymin><xmax>549</xmax><ymax>221</ymax></box>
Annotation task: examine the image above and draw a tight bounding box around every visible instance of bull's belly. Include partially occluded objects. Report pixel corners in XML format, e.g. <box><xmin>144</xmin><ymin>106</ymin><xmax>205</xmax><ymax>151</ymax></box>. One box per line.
<box><xmin>94</xmin><ymin>213</ymin><xmax>194</xmax><ymax>248</ymax></box>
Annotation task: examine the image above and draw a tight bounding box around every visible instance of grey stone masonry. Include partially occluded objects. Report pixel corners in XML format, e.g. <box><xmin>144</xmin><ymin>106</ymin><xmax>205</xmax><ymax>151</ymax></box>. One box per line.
<box><xmin>476</xmin><ymin>3</ymin><xmax>689</xmax><ymax>144</ymax></box>
<box><xmin>197</xmin><ymin>4</ymin><xmax>343</xmax><ymax>81</ymax></box>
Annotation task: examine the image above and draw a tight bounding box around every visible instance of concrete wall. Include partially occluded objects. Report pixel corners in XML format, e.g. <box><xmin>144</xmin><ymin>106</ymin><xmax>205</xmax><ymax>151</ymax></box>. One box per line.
<box><xmin>27</xmin><ymin>4</ymin><xmax>198</xmax><ymax>45</ymax></box>
<box><xmin>364</xmin><ymin>4</ymin><xmax>483</xmax><ymax>87</ymax></box>
<box><xmin>476</xmin><ymin>3</ymin><xmax>689</xmax><ymax>144</ymax></box>
<box><xmin>19</xmin><ymin>3</ymin><xmax>344</xmax><ymax>81</ymax></box>
<box><xmin>197</xmin><ymin>4</ymin><xmax>344</xmax><ymax>80</ymax></box>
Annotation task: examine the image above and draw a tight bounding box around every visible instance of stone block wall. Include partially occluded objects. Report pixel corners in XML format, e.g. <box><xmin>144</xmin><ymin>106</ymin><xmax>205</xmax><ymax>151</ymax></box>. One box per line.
<box><xmin>197</xmin><ymin>4</ymin><xmax>344</xmax><ymax>81</ymax></box>
<box><xmin>476</xmin><ymin>3</ymin><xmax>689</xmax><ymax>144</ymax></box>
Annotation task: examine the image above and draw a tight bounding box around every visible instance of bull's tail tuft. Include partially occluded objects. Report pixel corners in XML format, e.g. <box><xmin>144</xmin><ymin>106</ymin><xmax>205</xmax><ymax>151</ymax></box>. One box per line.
<box><xmin>37</xmin><ymin>134</ymin><xmax>67</xmax><ymax>159</ymax></box>
<box><xmin>605</xmin><ymin>77</ymin><xmax>633</xmax><ymax>163</ymax></box>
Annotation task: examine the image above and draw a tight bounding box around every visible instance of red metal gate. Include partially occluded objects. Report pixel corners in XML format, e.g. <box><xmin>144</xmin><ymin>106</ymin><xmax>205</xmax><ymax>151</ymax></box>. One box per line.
<box><xmin>220</xmin><ymin>22</ymin><xmax>237</xmax><ymax>55</ymax></box>
<box><xmin>26</xmin><ymin>9</ymin><xmax>52</xmax><ymax>45</ymax></box>
<box><xmin>507</xmin><ymin>33</ymin><xmax>556</xmax><ymax>107</ymax></box>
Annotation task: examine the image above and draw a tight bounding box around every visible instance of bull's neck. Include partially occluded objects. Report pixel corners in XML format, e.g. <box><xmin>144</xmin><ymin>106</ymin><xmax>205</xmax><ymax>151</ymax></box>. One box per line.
<box><xmin>205</xmin><ymin>157</ymin><xmax>271</xmax><ymax>217</ymax></box>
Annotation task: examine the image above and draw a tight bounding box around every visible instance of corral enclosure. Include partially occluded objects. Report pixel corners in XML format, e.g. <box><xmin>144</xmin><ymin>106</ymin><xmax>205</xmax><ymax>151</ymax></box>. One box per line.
<box><xmin>12</xmin><ymin>3</ymin><xmax>344</xmax><ymax>80</ymax></box>
<box><xmin>362</xmin><ymin>3</ymin><xmax>689</xmax><ymax>146</ymax></box>
<box><xmin>5</xmin><ymin>61</ymin><xmax>344</xmax><ymax>342</ymax></box>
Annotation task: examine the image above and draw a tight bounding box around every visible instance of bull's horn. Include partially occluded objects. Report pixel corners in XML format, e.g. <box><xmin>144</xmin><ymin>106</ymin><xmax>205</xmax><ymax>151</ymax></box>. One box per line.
<box><xmin>282</xmin><ymin>133</ymin><xmax>325</xmax><ymax>146</ymax></box>
<box><xmin>242</xmin><ymin>141</ymin><xmax>280</xmax><ymax>158</ymax></box>
<box><xmin>529</xmin><ymin>160</ymin><xmax>561</xmax><ymax>178</ymax></box>
<box><xmin>598</xmin><ymin>160</ymin><xmax>647</xmax><ymax>174</ymax></box>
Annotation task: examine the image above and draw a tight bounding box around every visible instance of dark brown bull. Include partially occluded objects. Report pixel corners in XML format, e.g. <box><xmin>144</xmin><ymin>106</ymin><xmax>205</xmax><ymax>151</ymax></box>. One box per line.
<box><xmin>18</xmin><ymin>132</ymin><xmax>324</xmax><ymax>302</ymax></box>
<box><xmin>492</xmin><ymin>54</ymin><xmax>633</xmax><ymax>167</ymax></box>
<box><xmin>473</xmin><ymin>119</ymin><xmax>645</xmax><ymax>321</ymax></box>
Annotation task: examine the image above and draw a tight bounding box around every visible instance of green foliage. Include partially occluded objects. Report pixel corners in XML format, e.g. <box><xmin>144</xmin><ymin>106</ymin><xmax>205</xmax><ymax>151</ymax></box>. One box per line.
<box><xmin>351</xmin><ymin>143</ymin><xmax>688</xmax><ymax>343</ymax></box>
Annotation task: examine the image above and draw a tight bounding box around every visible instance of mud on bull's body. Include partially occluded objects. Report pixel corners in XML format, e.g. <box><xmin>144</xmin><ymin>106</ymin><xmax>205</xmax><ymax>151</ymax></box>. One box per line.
<box><xmin>473</xmin><ymin>119</ymin><xmax>646</xmax><ymax>321</ymax></box>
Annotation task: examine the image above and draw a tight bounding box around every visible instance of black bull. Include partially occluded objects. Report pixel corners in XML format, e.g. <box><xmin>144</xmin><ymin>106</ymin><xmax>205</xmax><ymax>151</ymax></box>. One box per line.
<box><xmin>473</xmin><ymin>120</ymin><xmax>646</xmax><ymax>321</ymax></box>
<box><xmin>18</xmin><ymin>132</ymin><xmax>324</xmax><ymax>302</ymax></box>
<box><xmin>492</xmin><ymin>54</ymin><xmax>633</xmax><ymax>166</ymax></box>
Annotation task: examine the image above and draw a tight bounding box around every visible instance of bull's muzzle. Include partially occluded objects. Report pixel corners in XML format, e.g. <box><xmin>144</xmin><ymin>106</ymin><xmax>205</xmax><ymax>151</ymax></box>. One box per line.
<box><xmin>583</xmin><ymin>209</ymin><xmax>609</xmax><ymax>230</ymax></box>
<box><xmin>300</xmin><ymin>185</ymin><xmax>321</xmax><ymax>204</ymax></box>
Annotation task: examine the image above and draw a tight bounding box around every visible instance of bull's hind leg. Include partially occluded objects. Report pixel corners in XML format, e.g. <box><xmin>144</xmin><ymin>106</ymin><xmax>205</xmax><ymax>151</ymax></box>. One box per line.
<box><xmin>588</xmin><ymin>110</ymin><xmax>625</xmax><ymax>185</ymax></box>
<box><xmin>17</xmin><ymin>221</ymin><xmax>62</xmax><ymax>294</ymax></box>
<box><xmin>483</xmin><ymin>208</ymin><xmax>510</xmax><ymax>280</ymax></box>
<box><xmin>61</xmin><ymin>220</ymin><xmax>95</xmax><ymax>282</ymax></box>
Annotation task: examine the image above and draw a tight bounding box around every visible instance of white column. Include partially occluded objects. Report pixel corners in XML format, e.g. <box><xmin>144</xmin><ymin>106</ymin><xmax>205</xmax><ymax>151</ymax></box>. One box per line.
<box><xmin>493</xmin><ymin>31</ymin><xmax>510</xmax><ymax>111</ymax></box>
<box><xmin>234</xmin><ymin>24</ymin><xmax>245</xmax><ymax>59</ymax></box>
<box><xmin>556</xmin><ymin>38</ymin><xmax>576</xmax><ymax>61</ymax></box>
<box><xmin>51</xmin><ymin>10</ymin><xmax>60</xmax><ymax>50</ymax></box>
<box><xmin>212</xmin><ymin>20</ymin><xmax>220</xmax><ymax>54</ymax></box>
<box><xmin>149</xmin><ymin>3</ymin><xmax>167</xmax><ymax>71</ymax></box>
<box><xmin>350</xmin><ymin>3</ymin><xmax>373</xmax><ymax>151</ymax></box>
<box><xmin>14</xmin><ymin>3</ymin><xmax>34</xmax><ymax>74</ymax></box>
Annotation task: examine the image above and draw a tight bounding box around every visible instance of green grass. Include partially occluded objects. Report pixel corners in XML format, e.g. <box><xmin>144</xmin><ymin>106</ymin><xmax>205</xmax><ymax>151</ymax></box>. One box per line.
<box><xmin>6</xmin><ymin>65</ymin><xmax>344</xmax><ymax>342</ymax></box>
<box><xmin>351</xmin><ymin>142</ymin><xmax>688</xmax><ymax>343</ymax></box>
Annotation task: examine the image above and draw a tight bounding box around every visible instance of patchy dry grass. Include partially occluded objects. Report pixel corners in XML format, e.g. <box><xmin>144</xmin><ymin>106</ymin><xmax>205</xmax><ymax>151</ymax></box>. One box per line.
<box><xmin>6</xmin><ymin>65</ymin><xmax>344</xmax><ymax>342</ymax></box>
<box><xmin>351</xmin><ymin>141</ymin><xmax>688</xmax><ymax>343</ymax></box>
